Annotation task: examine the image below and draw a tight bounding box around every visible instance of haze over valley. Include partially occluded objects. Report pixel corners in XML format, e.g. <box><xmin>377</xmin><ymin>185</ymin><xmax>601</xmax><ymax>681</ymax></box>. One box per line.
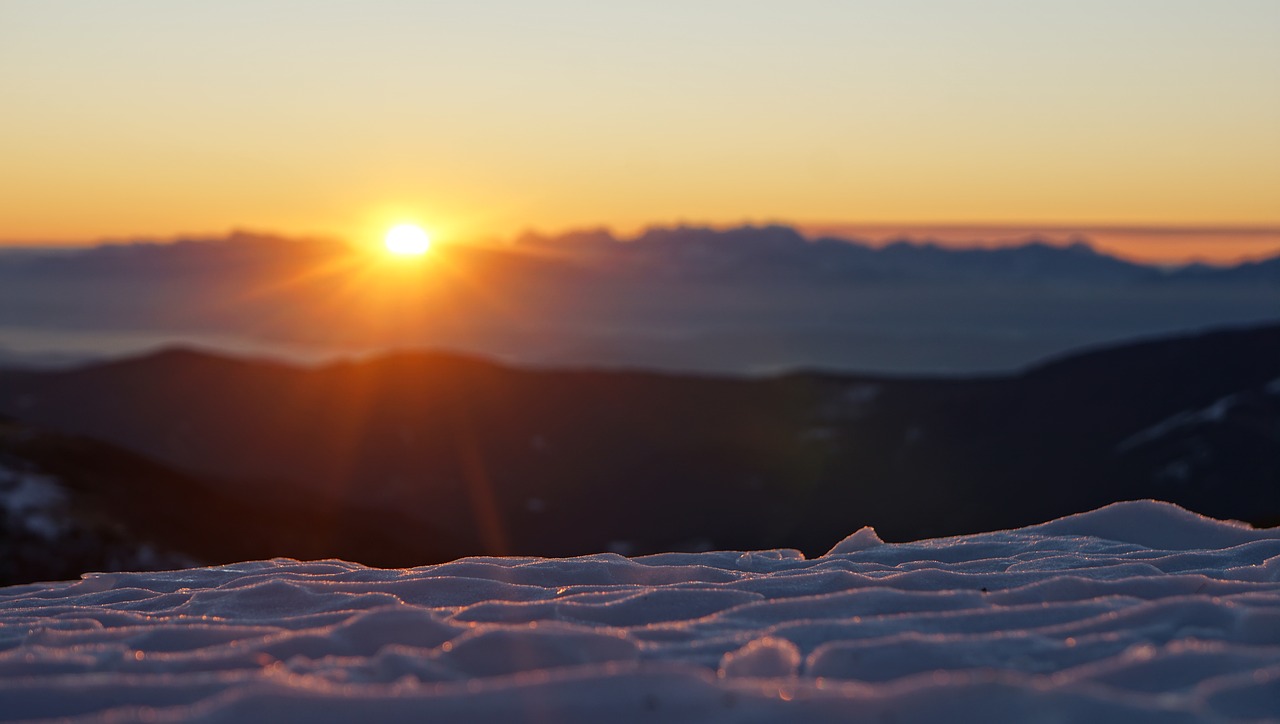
<box><xmin>2</xmin><ymin>225</ymin><xmax>1277</xmax><ymax>375</ymax></box>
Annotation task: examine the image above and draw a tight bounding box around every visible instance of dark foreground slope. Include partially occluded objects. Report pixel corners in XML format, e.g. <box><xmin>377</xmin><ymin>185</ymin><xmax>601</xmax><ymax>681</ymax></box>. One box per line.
<box><xmin>0</xmin><ymin>419</ymin><xmax>465</xmax><ymax>585</ymax></box>
<box><xmin>0</xmin><ymin>323</ymin><xmax>1276</xmax><ymax>572</ymax></box>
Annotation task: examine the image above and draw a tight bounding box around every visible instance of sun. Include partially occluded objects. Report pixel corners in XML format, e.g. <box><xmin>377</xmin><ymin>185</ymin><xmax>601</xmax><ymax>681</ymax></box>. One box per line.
<box><xmin>384</xmin><ymin>224</ymin><xmax>431</xmax><ymax>255</ymax></box>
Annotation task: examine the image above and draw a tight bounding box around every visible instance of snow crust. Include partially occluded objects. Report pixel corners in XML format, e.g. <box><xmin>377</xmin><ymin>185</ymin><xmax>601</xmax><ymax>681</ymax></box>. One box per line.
<box><xmin>2</xmin><ymin>500</ymin><xmax>1280</xmax><ymax>722</ymax></box>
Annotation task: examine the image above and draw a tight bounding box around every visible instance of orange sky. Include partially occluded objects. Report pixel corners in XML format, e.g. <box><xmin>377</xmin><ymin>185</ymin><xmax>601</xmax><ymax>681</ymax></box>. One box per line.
<box><xmin>2</xmin><ymin>2</ymin><xmax>1277</xmax><ymax>262</ymax></box>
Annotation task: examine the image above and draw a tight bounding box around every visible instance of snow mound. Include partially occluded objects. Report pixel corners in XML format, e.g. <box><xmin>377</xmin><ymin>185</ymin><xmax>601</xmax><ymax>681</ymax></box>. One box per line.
<box><xmin>825</xmin><ymin>525</ymin><xmax>884</xmax><ymax>554</ymax></box>
<box><xmin>1022</xmin><ymin>499</ymin><xmax>1267</xmax><ymax>551</ymax></box>
<box><xmin>2</xmin><ymin>500</ymin><xmax>1279</xmax><ymax>722</ymax></box>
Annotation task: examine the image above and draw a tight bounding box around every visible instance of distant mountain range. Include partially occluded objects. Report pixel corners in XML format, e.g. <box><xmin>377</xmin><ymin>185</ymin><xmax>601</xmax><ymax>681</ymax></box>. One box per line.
<box><xmin>515</xmin><ymin>225</ymin><xmax>1280</xmax><ymax>283</ymax></box>
<box><xmin>9</xmin><ymin>225</ymin><xmax>1276</xmax><ymax>284</ymax></box>
<box><xmin>1</xmin><ymin>226</ymin><xmax>1277</xmax><ymax>374</ymax></box>
<box><xmin>1</xmin><ymin>323</ymin><xmax>1276</xmax><ymax>584</ymax></box>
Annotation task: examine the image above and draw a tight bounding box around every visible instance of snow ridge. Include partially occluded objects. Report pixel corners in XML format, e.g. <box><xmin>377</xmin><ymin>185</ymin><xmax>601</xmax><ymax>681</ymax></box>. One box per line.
<box><xmin>2</xmin><ymin>500</ymin><xmax>1279</xmax><ymax>723</ymax></box>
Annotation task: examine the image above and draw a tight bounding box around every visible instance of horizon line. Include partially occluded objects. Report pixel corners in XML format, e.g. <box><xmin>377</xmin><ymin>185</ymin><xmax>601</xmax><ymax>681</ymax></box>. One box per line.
<box><xmin>3</xmin><ymin>219</ymin><xmax>1279</xmax><ymax>265</ymax></box>
<box><xmin>5</xmin><ymin>219</ymin><xmax>1280</xmax><ymax>244</ymax></box>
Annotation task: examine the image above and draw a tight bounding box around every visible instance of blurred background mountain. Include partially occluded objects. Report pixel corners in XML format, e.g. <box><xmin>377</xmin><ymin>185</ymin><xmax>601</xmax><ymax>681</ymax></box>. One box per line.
<box><xmin>2</xmin><ymin>322</ymin><xmax>1276</xmax><ymax>585</ymax></box>
<box><xmin>2</xmin><ymin>226</ymin><xmax>1278</xmax><ymax>375</ymax></box>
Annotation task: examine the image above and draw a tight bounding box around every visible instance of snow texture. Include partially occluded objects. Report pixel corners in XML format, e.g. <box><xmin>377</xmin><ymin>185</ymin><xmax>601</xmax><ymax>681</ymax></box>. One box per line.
<box><xmin>2</xmin><ymin>500</ymin><xmax>1280</xmax><ymax>722</ymax></box>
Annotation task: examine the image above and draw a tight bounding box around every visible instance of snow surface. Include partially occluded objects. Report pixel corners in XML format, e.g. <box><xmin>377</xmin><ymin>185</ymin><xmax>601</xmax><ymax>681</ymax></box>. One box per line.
<box><xmin>3</xmin><ymin>500</ymin><xmax>1280</xmax><ymax>722</ymax></box>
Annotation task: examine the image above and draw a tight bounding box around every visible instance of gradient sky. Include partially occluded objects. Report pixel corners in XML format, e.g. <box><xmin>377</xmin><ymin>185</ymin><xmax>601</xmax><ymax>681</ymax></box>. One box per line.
<box><xmin>2</xmin><ymin>1</ymin><xmax>1278</xmax><ymax>254</ymax></box>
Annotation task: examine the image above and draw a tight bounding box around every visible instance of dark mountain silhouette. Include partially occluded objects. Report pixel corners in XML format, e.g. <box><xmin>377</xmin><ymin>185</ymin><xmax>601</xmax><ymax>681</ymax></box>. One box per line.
<box><xmin>1172</xmin><ymin>255</ymin><xmax>1280</xmax><ymax>284</ymax></box>
<box><xmin>0</xmin><ymin>324</ymin><xmax>1276</xmax><ymax>578</ymax></box>
<box><xmin>516</xmin><ymin>225</ymin><xmax>1161</xmax><ymax>282</ymax></box>
<box><xmin>0</xmin><ymin>415</ymin><xmax>466</xmax><ymax>586</ymax></box>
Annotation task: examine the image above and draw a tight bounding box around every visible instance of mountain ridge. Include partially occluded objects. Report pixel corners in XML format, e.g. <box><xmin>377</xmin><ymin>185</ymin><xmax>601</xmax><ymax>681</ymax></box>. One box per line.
<box><xmin>2</xmin><ymin>225</ymin><xmax>1277</xmax><ymax>376</ymax></box>
<box><xmin>0</xmin><ymin>323</ymin><xmax>1275</xmax><ymax>572</ymax></box>
<box><xmin>4</xmin><ymin>225</ymin><xmax>1278</xmax><ymax>282</ymax></box>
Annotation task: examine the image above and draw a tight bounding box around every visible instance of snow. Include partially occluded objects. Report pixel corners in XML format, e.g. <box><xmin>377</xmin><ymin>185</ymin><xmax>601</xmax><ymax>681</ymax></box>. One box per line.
<box><xmin>1115</xmin><ymin>384</ymin><xmax>1270</xmax><ymax>452</ymax></box>
<box><xmin>0</xmin><ymin>465</ymin><xmax>68</xmax><ymax>540</ymax></box>
<box><xmin>2</xmin><ymin>500</ymin><xmax>1279</xmax><ymax>722</ymax></box>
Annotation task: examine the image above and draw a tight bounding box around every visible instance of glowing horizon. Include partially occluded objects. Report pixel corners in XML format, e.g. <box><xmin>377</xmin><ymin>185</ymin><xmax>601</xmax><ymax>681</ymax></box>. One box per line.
<box><xmin>6</xmin><ymin>220</ymin><xmax>1279</xmax><ymax>267</ymax></box>
<box><xmin>2</xmin><ymin>2</ymin><xmax>1277</xmax><ymax>260</ymax></box>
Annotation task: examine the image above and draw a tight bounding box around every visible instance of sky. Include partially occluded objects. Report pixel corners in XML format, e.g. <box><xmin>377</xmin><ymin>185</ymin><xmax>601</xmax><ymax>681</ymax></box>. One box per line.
<box><xmin>2</xmin><ymin>1</ymin><xmax>1278</xmax><ymax>259</ymax></box>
